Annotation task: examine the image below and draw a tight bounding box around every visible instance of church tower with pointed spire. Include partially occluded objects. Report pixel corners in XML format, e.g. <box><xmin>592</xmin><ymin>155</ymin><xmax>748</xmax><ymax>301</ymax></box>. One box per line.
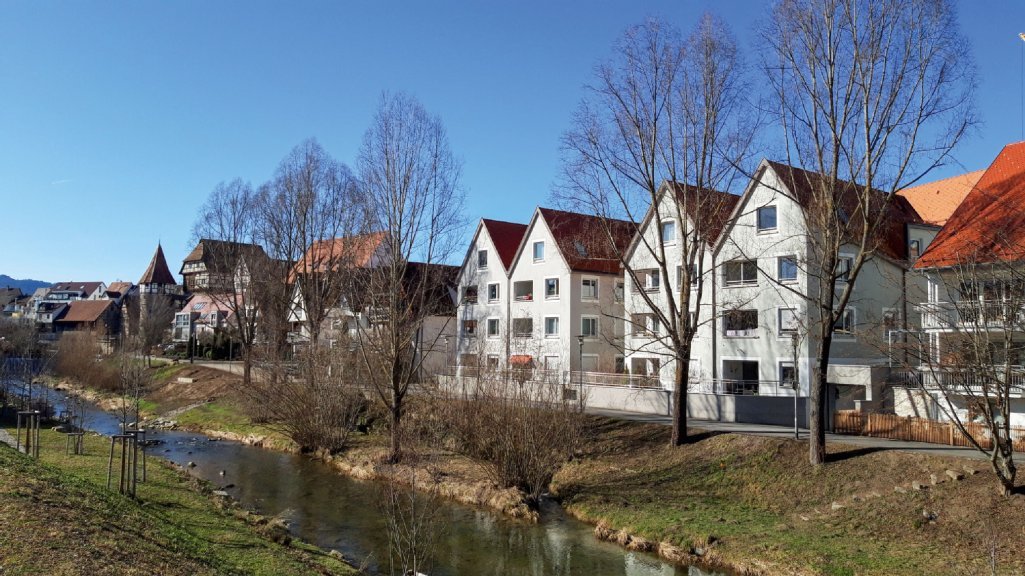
<box><xmin>127</xmin><ymin>243</ymin><xmax>184</xmax><ymax>342</ymax></box>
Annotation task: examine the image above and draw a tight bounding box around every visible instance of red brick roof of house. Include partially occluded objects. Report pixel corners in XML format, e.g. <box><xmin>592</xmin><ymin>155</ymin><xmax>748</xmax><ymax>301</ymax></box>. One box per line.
<box><xmin>538</xmin><ymin>207</ymin><xmax>635</xmax><ymax>274</ymax></box>
<box><xmin>139</xmin><ymin>244</ymin><xmax>178</xmax><ymax>286</ymax></box>
<box><xmin>290</xmin><ymin>232</ymin><xmax>389</xmax><ymax>282</ymax></box>
<box><xmin>57</xmin><ymin>300</ymin><xmax>113</xmax><ymax>323</ymax></box>
<box><xmin>667</xmin><ymin>182</ymin><xmax>741</xmax><ymax>245</ymax></box>
<box><xmin>50</xmin><ymin>282</ymin><xmax>104</xmax><ymax>296</ymax></box>
<box><xmin>105</xmin><ymin>282</ymin><xmax>134</xmax><ymax>297</ymax></box>
<box><xmin>766</xmin><ymin>161</ymin><xmax>924</xmax><ymax>262</ymax></box>
<box><xmin>915</xmin><ymin>142</ymin><xmax>1025</xmax><ymax>269</ymax></box>
<box><xmin>897</xmin><ymin>169</ymin><xmax>984</xmax><ymax>226</ymax></box>
<box><xmin>481</xmin><ymin>219</ymin><xmax>528</xmax><ymax>271</ymax></box>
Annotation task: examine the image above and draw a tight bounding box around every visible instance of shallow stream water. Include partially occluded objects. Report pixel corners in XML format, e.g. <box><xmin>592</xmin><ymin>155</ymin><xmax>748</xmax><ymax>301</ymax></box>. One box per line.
<box><xmin>46</xmin><ymin>387</ymin><xmax>723</xmax><ymax>576</ymax></box>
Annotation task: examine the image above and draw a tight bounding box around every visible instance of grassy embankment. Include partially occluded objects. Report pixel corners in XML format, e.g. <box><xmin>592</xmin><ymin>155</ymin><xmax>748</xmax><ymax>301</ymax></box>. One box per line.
<box><xmin>60</xmin><ymin>362</ymin><xmax>1025</xmax><ymax>575</ymax></box>
<box><xmin>0</xmin><ymin>425</ymin><xmax>355</xmax><ymax>576</ymax></box>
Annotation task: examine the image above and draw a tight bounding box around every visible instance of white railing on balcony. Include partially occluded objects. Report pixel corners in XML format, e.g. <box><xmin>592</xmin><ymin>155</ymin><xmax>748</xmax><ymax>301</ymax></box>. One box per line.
<box><xmin>688</xmin><ymin>379</ymin><xmax>795</xmax><ymax>397</ymax></box>
<box><xmin>919</xmin><ymin>301</ymin><xmax>1025</xmax><ymax>330</ymax></box>
<box><xmin>892</xmin><ymin>366</ymin><xmax>1025</xmax><ymax>396</ymax></box>
<box><xmin>568</xmin><ymin>371</ymin><xmax>662</xmax><ymax>389</ymax></box>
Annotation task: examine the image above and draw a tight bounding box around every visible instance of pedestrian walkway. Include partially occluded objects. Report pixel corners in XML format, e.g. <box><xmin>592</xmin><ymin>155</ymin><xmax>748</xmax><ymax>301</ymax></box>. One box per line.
<box><xmin>587</xmin><ymin>407</ymin><xmax>989</xmax><ymax>461</ymax></box>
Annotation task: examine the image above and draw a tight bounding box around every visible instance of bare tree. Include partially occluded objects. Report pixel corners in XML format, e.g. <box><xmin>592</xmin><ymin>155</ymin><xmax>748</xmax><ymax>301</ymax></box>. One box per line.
<box><xmin>761</xmin><ymin>0</ymin><xmax>976</xmax><ymax>464</ymax></box>
<box><xmin>352</xmin><ymin>92</ymin><xmax>464</xmax><ymax>463</ymax></box>
<box><xmin>191</xmin><ymin>180</ymin><xmax>265</xmax><ymax>385</ymax></box>
<box><xmin>558</xmin><ymin>16</ymin><xmax>756</xmax><ymax>445</ymax></box>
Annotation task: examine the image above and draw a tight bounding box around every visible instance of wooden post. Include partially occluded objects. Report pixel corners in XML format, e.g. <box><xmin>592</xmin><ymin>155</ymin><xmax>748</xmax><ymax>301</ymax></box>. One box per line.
<box><xmin>106</xmin><ymin>437</ymin><xmax>116</xmax><ymax>490</ymax></box>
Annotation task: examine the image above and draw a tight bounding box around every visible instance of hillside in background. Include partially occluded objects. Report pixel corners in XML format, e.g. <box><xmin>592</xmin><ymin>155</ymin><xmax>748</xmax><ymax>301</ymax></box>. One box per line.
<box><xmin>0</xmin><ymin>274</ymin><xmax>51</xmax><ymax>293</ymax></box>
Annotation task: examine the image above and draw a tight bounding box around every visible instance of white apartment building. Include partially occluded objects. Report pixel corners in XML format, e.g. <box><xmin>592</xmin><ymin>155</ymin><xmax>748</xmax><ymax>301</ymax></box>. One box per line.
<box><xmin>456</xmin><ymin>208</ymin><xmax>634</xmax><ymax>375</ymax></box>
<box><xmin>623</xmin><ymin>182</ymin><xmax>739</xmax><ymax>388</ymax></box>
<box><xmin>454</xmin><ymin>218</ymin><xmax>528</xmax><ymax>371</ymax></box>
<box><xmin>711</xmin><ymin>160</ymin><xmax>928</xmax><ymax>404</ymax></box>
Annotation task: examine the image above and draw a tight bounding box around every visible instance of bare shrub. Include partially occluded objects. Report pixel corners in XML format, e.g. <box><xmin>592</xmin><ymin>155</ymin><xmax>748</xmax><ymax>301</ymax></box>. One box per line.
<box><xmin>378</xmin><ymin>470</ymin><xmax>443</xmax><ymax>576</ymax></box>
<box><xmin>442</xmin><ymin>370</ymin><xmax>583</xmax><ymax>504</ymax></box>
<box><xmin>54</xmin><ymin>332</ymin><xmax>119</xmax><ymax>392</ymax></box>
<box><xmin>250</xmin><ymin>347</ymin><xmax>368</xmax><ymax>454</ymax></box>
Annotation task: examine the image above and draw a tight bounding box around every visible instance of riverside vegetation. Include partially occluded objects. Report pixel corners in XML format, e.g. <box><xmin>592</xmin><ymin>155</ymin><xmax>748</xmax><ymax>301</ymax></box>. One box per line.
<box><xmin>48</xmin><ymin>360</ymin><xmax>1025</xmax><ymax>576</ymax></box>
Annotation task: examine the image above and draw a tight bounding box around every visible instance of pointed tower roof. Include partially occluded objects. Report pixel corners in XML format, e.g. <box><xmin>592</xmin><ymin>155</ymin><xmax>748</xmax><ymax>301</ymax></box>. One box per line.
<box><xmin>139</xmin><ymin>244</ymin><xmax>178</xmax><ymax>286</ymax></box>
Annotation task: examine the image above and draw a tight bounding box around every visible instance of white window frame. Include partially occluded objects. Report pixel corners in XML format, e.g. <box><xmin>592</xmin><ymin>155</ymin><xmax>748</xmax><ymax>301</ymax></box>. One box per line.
<box><xmin>836</xmin><ymin>254</ymin><xmax>854</xmax><ymax>283</ymax></box>
<box><xmin>777</xmin><ymin>307</ymin><xmax>799</xmax><ymax>337</ymax></box>
<box><xmin>478</xmin><ymin>249</ymin><xmax>488</xmax><ymax>269</ymax></box>
<box><xmin>543</xmin><ymin>355</ymin><xmax>560</xmax><ymax>370</ymax></box>
<box><xmin>533</xmin><ymin>241</ymin><xmax>545</xmax><ymax>262</ymax></box>
<box><xmin>581</xmin><ymin>315</ymin><xmax>599</xmax><ymax>339</ymax></box>
<box><xmin>545</xmin><ymin>277</ymin><xmax>560</xmax><ymax>300</ymax></box>
<box><xmin>487</xmin><ymin>282</ymin><xmax>500</xmax><ymax>302</ymax></box>
<box><xmin>660</xmin><ymin>220</ymin><xmax>676</xmax><ymax>244</ymax></box>
<box><xmin>645</xmin><ymin>269</ymin><xmax>661</xmax><ymax>292</ymax></box>
<box><xmin>581</xmin><ymin>277</ymin><xmax>599</xmax><ymax>300</ymax></box>
<box><xmin>756</xmin><ymin>205</ymin><xmax>778</xmax><ymax>232</ymax></box>
<box><xmin>777</xmin><ymin>256</ymin><xmax>798</xmax><ymax>283</ymax></box>
<box><xmin>723</xmin><ymin>260</ymin><xmax>758</xmax><ymax>287</ymax></box>
<box><xmin>614</xmin><ymin>281</ymin><xmax>625</xmax><ymax>302</ymax></box>
<box><xmin>833</xmin><ymin>307</ymin><xmax>856</xmax><ymax>337</ymax></box>
<box><xmin>677</xmin><ymin>264</ymin><xmax>698</xmax><ymax>288</ymax></box>
<box><xmin>486</xmin><ymin>317</ymin><xmax>500</xmax><ymax>338</ymax></box>
<box><xmin>544</xmin><ymin>315</ymin><xmax>560</xmax><ymax>338</ymax></box>
<box><xmin>724</xmin><ymin>309</ymin><xmax>759</xmax><ymax>338</ymax></box>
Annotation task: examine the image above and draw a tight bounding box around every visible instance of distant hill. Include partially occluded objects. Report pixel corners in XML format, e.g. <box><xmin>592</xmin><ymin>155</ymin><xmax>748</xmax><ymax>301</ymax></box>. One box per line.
<box><xmin>0</xmin><ymin>274</ymin><xmax>51</xmax><ymax>294</ymax></box>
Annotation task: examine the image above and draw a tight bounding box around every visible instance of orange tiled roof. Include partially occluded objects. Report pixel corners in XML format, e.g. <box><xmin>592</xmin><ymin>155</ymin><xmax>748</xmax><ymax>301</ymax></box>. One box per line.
<box><xmin>897</xmin><ymin>170</ymin><xmax>984</xmax><ymax>226</ymax></box>
<box><xmin>290</xmin><ymin>232</ymin><xmax>388</xmax><ymax>281</ymax></box>
<box><xmin>915</xmin><ymin>143</ymin><xmax>1025</xmax><ymax>269</ymax></box>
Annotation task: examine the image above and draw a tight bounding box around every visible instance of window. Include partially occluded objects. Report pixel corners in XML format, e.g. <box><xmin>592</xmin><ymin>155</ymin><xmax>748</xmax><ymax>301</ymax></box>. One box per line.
<box><xmin>487</xmin><ymin>318</ymin><xmax>500</xmax><ymax>337</ymax></box>
<box><xmin>486</xmin><ymin>355</ymin><xmax>500</xmax><ymax>368</ymax></box>
<box><xmin>544</xmin><ymin>355</ymin><xmax>560</xmax><ymax>370</ymax></box>
<box><xmin>581</xmin><ymin>278</ymin><xmax>598</xmax><ymax>300</ymax></box>
<box><xmin>677</xmin><ymin>264</ymin><xmax>698</xmax><ymax>287</ymax></box>
<box><xmin>882</xmin><ymin>308</ymin><xmax>899</xmax><ymax>329</ymax></box>
<box><xmin>513</xmin><ymin>280</ymin><xmax>534</xmax><ymax>301</ymax></box>
<box><xmin>614</xmin><ymin>281</ymin><xmax>625</xmax><ymax>302</ymax></box>
<box><xmin>724</xmin><ymin>309</ymin><xmax>759</xmax><ymax>337</ymax></box>
<box><xmin>581</xmin><ymin>316</ymin><xmax>598</xmax><ymax>338</ymax></box>
<box><xmin>513</xmin><ymin>318</ymin><xmax>533</xmax><ymax>337</ymax></box>
<box><xmin>645</xmin><ymin>269</ymin><xmax>660</xmax><ymax>292</ymax></box>
<box><xmin>778</xmin><ymin>256</ymin><xmax>798</xmax><ymax>283</ymax></box>
<box><xmin>756</xmin><ymin>206</ymin><xmax>777</xmax><ymax>232</ymax></box>
<box><xmin>660</xmin><ymin>221</ymin><xmax>676</xmax><ymax>243</ymax></box>
<box><xmin>632</xmin><ymin>313</ymin><xmax>660</xmax><ymax>336</ymax></box>
<box><xmin>462</xmin><ymin>319</ymin><xmax>477</xmax><ymax>336</ymax></box>
<box><xmin>533</xmin><ymin>241</ymin><xmax>545</xmax><ymax>261</ymax></box>
<box><xmin>478</xmin><ymin>250</ymin><xmax>488</xmax><ymax>269</ymax></box>
<box><xmin>487</xmin><ymin>283</ymin><xmax>500</xmax><ymax>302</ymax></box>
<box><xmin>909</xmin><ymin>239</ymin><xmax>921</xmax><ymax>260</ymax></box>
<box><xmin>614</xmin><ymin>356</ymin><xmax>626</xmax><ymax>374</ymax></box>
<box><xmin>724</xmin><ymin>260</ymin><xmax>758</xmax><ymax>286</ymax></box>
<box><xmin>779</xmin><ymin>362</ymin><xmax>797</xmax><ymax>387</ymax></box>
<box><xmin>778</xmin><ymin>308</ymin><xmax>798</xmax><ymax>336</ymax></box>
<box><xmin>544</xmin><ymin>316</ymin><xmax>560</xmax><ymax>337</ymax></box>
<box><xmin>833</xmin><ymin>308</ymin><xmax>856</xmax><ymax>335</ymax></box>
<box><xmin>837</xmin><ymin>256</ymin><xmax>853</xmax><ymax>282</ymax></box>
<box><xmin>545</xmin><ymin>278</ymin><xmax>560</xmax><ymax>299</ymax></box>
<box><xmin>463</xmin><ymin>285</ymin><xmax>478</xmax><ymax>304</ymax></box>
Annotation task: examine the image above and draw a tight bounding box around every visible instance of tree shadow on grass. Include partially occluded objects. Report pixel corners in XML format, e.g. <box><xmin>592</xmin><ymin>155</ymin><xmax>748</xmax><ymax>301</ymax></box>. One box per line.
<box><xmin>682</xmin><ymin>429</ymin><xmax>727</xmax><ymax>444</ymax></box>
<box><xmin>826</xmin><ymin>446</ymin><xmax>887</xmax><ymax>463</ymax></box>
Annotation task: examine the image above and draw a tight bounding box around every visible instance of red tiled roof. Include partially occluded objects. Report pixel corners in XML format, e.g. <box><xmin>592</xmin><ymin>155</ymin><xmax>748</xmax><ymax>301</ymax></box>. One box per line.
<box><xmin>139</xmin><ymin>244</ymin><xmax>178</xmax><ymax>286</ymax></box>
<box><xmin>915</xmin><ymin>143</ymin><xmax>1025</xmax><ymax>269</ymax></box>
<box><xmin>667</xmin><ymin>182</ymin><xmax>741</xmax><ymax>245</ymax></box>
<box><xmin>897</xmin><ymin>170</ymin><xmax>983</xmax><ymax>226</ymax></box>
<box><xmin>767</xmin><ymin>161</ymin><xmax>924</xmax><ymax>262</ymax></box>
<box><xmin>290</xmin><ymin>232</ymin><xmax>388</xmax><ymax>283</ymax></box>
<box><xmin>481</xmin><ymin>219</ymin><xmax>528</xmax><ymax>271</ymax></box>
<box><xmin>538</xmin><ymin>208</ymin><xmax>635</xmax><ymax>274</ymax></box>
<box><xmin>57</xmin><ymin>300</ymin><xmax>113</xmax><ymax>323</ymax></box>
<box><xmin>105</xmin><ymin>282</ymin><xmax>134</xmax><ymax>297</ymax></box>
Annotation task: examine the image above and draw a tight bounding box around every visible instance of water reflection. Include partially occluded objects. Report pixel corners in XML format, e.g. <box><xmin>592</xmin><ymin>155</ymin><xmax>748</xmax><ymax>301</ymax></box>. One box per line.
<box><xmin>45</xmin><ymin>388</ymin><xmax>723</xmax><ymax>576</ymax></box>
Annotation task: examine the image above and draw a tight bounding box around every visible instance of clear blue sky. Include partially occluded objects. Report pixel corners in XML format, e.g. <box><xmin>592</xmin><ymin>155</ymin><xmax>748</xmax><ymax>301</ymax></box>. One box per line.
<box><xmin>1</xmin><ymin>1</ymin><xmax>1022</xmax><ymax>284</ymax></box>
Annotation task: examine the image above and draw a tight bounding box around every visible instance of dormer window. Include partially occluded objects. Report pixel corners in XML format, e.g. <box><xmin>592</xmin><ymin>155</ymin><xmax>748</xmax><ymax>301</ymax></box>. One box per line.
<box><xmin>909</xmin><ymin>239</ymin><xmax>921</xmax><ymax>260</ymax></box>
<box><xmin>478</xmin><ymin>250</ymin><xmax>488</xmax><ymax>269</ymax></box>
<box><xmin>756</xmin><ymin>206</ymin><xmax>777</xmax><ymax>232</ymax></box>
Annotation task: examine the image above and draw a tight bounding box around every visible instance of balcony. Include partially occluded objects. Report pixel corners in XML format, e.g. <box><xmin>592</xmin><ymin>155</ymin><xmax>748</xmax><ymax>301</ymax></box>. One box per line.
<box><xmin>892</xmin><ymin>366</ymin><xmax>1025</xmax><ymax>397</ymax></box>
<box><xmin>919</xmin><ymin>301</ymin><xmax>1025</xmax><ymax>330</ymax></box>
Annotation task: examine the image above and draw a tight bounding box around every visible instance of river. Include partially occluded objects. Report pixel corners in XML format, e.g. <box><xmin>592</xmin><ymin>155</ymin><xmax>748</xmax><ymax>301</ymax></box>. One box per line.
<box><xmin>45</xmin><ymin>388</ymin><xmax>723</xmax><ymax>576</ymax></box>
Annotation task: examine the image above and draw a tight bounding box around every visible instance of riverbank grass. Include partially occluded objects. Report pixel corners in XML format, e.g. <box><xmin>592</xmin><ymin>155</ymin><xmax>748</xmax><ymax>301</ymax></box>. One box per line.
<box><xmin>0</xmin><ymin>425</ymin><xmax>355</xmax><ymax>575</ymax></box>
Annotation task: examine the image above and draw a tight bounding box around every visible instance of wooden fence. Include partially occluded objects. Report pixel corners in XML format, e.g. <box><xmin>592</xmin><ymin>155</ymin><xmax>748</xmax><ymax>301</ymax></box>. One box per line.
<box><xmin>834</xmin><ymin>410</ymin><xmax>1025</xmax><ymax>452</ymax></box>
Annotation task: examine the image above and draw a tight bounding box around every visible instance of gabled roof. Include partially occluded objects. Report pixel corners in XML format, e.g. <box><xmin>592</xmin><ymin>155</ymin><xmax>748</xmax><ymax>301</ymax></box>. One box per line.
<box><xmin>537</xmin><ymin>207</ymin><xmax>635</xmax><ymax>274</ymax></box>
<box><xmin>57</xmin><ymin>300</ymin><xmax>113</xmax><ymax>323</ymax></box>
<box><xmin>50</xmin><ymin>282</ymin><xmax>104</xmax><ymax>296</ymax></box>
<box><xmin>105</xmin><ymin>282</ymin><xmax>134</xmax><ymax>297</ymax></box>
<box><xmin>481</xmin><ymin>219</ymin><xmax>528</xmax><ymax>271</ymax></box>
<box><xmin>181</xmin><ymin>239</ymin><xmax>267</xmax><ymax>275</ymax></box>
<box><xmin>897</xmin><ymin>170</ymin><xmax>983</xmax><ymax>226</ymax></box>
<box><xmin>915</xmin><ymin>142</ymin><xmax>1025</xmax><ymax>269</ymax></box>
<box><xmin>179</xmin><ymin>292</ymin><xmax>235</xmax><ymax>319</ymax></box>
<box><xmin>763</xmin><ymin>161</ymin><xmax>924</xmax><ymax>262</ymax></box>
<box><xmin>0</xmin><ymin>287</ymin><xmax>22</xmax><ymax>307</ymax></box>
<box><xmin>139</xmin><ymin>244</ymin><xmax>178</xmax><ymax>286</ymax></box>
<box><xmin>668</xmin><ymin>182</ymin><xmax>741</xmax><ymax>245</ymax></box>
<box><xmin>290</xmin><ymin>232</ymin><xmax>389</xmax><ymax>282</ymax></box>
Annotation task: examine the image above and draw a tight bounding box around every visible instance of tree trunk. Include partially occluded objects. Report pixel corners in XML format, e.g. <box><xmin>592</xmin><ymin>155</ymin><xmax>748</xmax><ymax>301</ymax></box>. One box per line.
<box><xmin>809</xmin><ymin>333</ymin><xmax>832</xmax><ymax>466</ymax></box>
<box><xmin>389</xmin><ymin>402</ymin><xmax>401</xmax><ymax>463</ymax></box>
<box><xmin>242</xmin><ymin>352</ymin><xmax>252</xmax><ymax>387</ymax></box>
<box><xmin>992</xmin><ymin>443</ymin><xmax>1017</xmax><ymax>497</ymax></box>
<box><xmin>671</xmin><ymin>345</ymin><xmax>689</xmax><ymax>446</ymax></box>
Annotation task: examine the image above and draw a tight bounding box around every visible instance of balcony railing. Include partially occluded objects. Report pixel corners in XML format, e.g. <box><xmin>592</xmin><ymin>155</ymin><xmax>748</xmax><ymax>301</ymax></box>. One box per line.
<box><xmin>892</xmin><ymin>366</ymin><xmax>1025</xmax><ymax>396</ymax></box>
<box><xmin>568</xmin><ymin>371</ymin><xmax>661</xmax><ymax>389</ymax></box>
<box><xmin>919</xmin><ymin>301</ymin><xmax>1025</xmax><ymax>330</ymax></box>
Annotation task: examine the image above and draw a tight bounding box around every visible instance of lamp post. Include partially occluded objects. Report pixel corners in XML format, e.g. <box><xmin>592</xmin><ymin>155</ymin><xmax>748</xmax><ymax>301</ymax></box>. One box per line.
<box><xmin>576</xmin><ymin>335</ymin><xmax>585</xmax><ymax>408</ymax></box>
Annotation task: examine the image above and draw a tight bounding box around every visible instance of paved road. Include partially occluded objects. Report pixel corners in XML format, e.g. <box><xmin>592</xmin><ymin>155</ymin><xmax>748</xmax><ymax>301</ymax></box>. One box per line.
<box><xmin>588</xmin><ymin>407</ymin><xmax>991</xmax><ymax>462</ymax></box>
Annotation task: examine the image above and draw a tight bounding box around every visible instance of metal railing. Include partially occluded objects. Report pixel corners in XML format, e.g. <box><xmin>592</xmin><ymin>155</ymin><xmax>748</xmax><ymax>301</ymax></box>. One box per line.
<box><xmin>892</xmin><ymin>366</ymin><xmax>1025</xmax><ymax>396</ymax></box>
<box><xmin>688</xmin><ymin>379</ymin><xmax>796</xmax><ymax>397</ymax></box>
<box><xmin>919</xmin><ymin>301</ymin><xmax>1025</xmax><ymax>330</ymax></box>
<box><xmin>568</xmin><ymin>371</ymin><xmax>661</xmax><ymax>389</ymax></box>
